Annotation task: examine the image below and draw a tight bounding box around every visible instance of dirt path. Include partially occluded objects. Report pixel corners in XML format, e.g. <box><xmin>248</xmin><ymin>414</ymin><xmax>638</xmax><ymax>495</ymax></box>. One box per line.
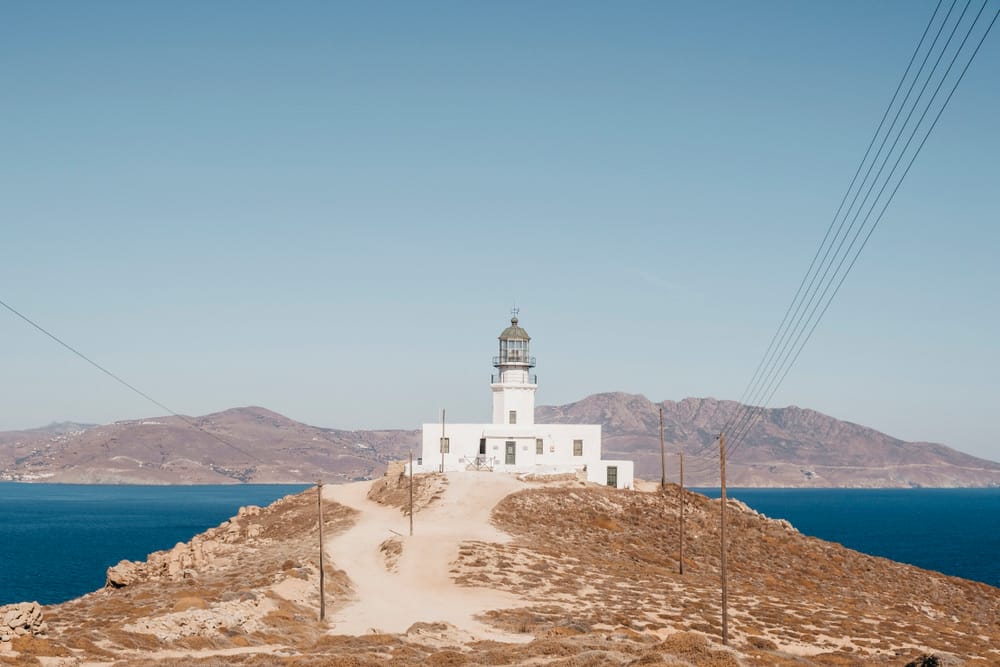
<box><xmin>323</xmin><ymin>472</ymin><xmax>530</xmax><ymax>640</ymax></box>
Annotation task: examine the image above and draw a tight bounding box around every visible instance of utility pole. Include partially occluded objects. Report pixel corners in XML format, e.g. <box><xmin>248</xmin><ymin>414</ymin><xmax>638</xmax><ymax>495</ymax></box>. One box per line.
<box><xmin>659</xmin><ymin>406</ymin><xmax>666</xmax><ymax>489</ymax></box>
<box><xmin>440</xmin><ymin>408</ymin><xmax>446</xmax><ymax>473</ymax></box>
<box><xmin>409</xmin><ymin>450</ymin><xmax>414</xmax><ymax>536</ymax></box>
<box><xmin>679</xmin><ymin>451</ymin><xmax>684</xmax><ymax>575</ymax></box>
<box><xmin>317</xmin><ymin>479</ymin><xmax>325</xmax><ymax>621</ymax></box>
<box><xmin>719</xmin><ymin>434</ymin><xmax>728</xmax><ymax>645</ymax></box>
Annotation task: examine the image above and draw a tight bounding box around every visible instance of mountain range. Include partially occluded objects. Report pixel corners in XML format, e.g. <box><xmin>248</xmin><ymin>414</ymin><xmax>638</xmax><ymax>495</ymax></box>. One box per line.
<box><xmin>538</xmin><ymin>393</ymin><xmax>1000</xmax><ymax>487</ymax></box>
<box><xmin>1</xmin><ymin>394</ymin><xmax>997</xmax><ymax>486</ymax></box>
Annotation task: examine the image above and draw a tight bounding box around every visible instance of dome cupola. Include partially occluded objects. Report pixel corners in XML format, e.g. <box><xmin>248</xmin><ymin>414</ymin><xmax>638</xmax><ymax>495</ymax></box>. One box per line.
<box><xmin>495</xmin><ymin>314</ymin><xmax>534</xmax><ymax>368</ymax></box>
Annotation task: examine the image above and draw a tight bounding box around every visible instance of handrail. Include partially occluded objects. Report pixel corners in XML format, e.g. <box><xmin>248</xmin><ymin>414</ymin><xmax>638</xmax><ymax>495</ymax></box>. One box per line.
<box><xmin>491</xmin><ymin>374</ymin><xmax>537</xmax><ymax>384</ymax></box>
<box><xmin>492</xmin><ymin>355</ymin><xmax>536</xmax><ymax>367</ymax></box>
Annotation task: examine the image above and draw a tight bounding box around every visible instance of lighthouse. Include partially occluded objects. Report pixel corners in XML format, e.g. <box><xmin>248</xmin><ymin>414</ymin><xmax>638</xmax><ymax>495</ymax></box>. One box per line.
<box><xmin>414</xmin><ymin>311</ymin><xmax>634</xmax><ymax>488</ymax></box>
<box><xmin>491</xmin><ymin>312</ymin><xmax>537</xmax><ymax>426</ymax></box>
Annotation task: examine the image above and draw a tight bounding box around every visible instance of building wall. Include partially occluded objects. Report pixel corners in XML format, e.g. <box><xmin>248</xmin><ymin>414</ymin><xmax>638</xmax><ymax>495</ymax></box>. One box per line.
<box><xmin>585</xmin><ymin>459</ymin><xmax>635</xmax><ymax>489</ymax></box>
<box><xmin>414</xmin><ymin>422</ymin><xmax>634</xmax><ymax>489</ymax></box>
<box><xmin>490</xmin><ymin>384</ymin><xmax>537</xmax><ymax>426</ymax></box>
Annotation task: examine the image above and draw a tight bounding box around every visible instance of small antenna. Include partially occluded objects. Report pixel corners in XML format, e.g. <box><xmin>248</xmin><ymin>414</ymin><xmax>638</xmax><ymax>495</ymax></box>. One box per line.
<box><xmin>511</xmin><ymin>304</ymin><xmax>519</xmax><ymax>318</ymax></box>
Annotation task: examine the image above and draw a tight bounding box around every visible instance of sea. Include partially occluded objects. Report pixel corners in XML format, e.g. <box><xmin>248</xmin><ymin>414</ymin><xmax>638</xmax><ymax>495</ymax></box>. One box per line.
<box><xmin>0</xmin><ymin>484</ymin><xmax>997</xmax><ymax>606</ymax></box>
<box><xmin>0</xmin><ymin>483</ymin><xmax>308</xmax><ymax>605</ymax></box>
<box><xmin>697</xmin><ymin>487</ymin><xmax>1000</xmax><ymax>590</ymax></box>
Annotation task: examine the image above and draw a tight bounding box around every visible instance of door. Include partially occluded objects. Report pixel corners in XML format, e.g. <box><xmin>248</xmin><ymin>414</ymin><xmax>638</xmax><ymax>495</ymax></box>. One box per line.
<box><xmin>505</xmin><ymin>440</ymin><xmax>516</xmax><ymax>465</ymax></box>
<box><xmin>606</xmin><ymin>466</ymin><xmax>618</xmax><ymax>488</ymax></box>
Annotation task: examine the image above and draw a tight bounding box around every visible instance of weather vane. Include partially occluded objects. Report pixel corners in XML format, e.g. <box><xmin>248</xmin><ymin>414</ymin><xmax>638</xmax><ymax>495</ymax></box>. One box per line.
<box><xmin>511</xmin><ymin>304</ymin><xmax>519</xmax><ymax>318</ymax></box>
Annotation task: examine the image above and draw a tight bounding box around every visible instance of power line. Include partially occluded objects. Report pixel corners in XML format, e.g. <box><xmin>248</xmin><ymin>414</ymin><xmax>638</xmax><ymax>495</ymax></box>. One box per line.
<box><xmin>720</xmin><ymin>0</ymin><xmax>962</xmax><ymax>446</ymax></box>
<box><xmin>723</xmin><ymin>0</ymin><xmax>978</xmax><ymax>450</ymax></box>
<box><xmin>721</xmin><ymin>0</ymin><xmax>948</xmax><ymax>438</ymax></box>
<box><xmin>725</xmin><ymin>0</ymin><xmax>998</xmax><ymax>459</ymax></box>
<box><xmin>0</xmin><ymin>297</ymin><xmax>261</xmax><ymax>463</ymax></box>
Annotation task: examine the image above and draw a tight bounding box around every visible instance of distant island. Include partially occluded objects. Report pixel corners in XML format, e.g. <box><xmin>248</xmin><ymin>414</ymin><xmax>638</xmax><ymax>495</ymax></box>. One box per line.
<box><xmin>1</xmin><ymin>394</ymin><xmax>998</xmax><ymax>487</ymax></box>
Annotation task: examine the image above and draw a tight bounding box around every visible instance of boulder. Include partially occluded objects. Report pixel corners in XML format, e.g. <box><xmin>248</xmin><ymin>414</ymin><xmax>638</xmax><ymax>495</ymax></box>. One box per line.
<box><xmin>0</xmin><ymin>602</ymin><xmax>45</xmax><ymax>642</ymax></box>
<box><xmin>106</xmin><ymin>559</ymin><xmax>144</xmax><ymax>588</ymax></box>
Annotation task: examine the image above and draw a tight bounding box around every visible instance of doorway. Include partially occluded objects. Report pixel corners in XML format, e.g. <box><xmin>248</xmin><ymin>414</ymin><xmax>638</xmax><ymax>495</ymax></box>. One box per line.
<box><xmin>606</xmin><ymin>466</ymin><xmax>618</xmax><ymax>488</ymax></box>
<box><xmin>505</xmin><ymin>440</ymin><xmax>516</xmax><ymax>465</ymax></box>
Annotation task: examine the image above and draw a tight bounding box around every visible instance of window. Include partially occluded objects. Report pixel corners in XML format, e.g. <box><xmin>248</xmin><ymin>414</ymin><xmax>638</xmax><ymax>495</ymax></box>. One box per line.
<box><xmin>573</xmin><ymin>439</ymin><xmax>583</xmax><ymax>456</ymax></box>
<box><xmin>607</xmin><ymin>466</ymin><xmax>618</xmax><ymax>487</ymax></box>
<box><xmin>536</xmin><ymin>438</ymin><xmax>543</xmax><ymax>455</ymax></box>
<box><xmin>509</xmin><ymin>410</ymin><xmax>517</xmax><ymax>424</ymax></box>
<box><xmin>440</xmin><ymin>437</ymin><xmax>450</xmax><ymax>454</ymax></box>
<box><xmin>479</xmin><ymin>438</ymin><xmax>486</xmax><ymax>455</ymax></box>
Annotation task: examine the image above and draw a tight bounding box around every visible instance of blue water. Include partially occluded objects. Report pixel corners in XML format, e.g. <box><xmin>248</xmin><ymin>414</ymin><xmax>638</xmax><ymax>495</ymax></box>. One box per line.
<box><xmin>0</xmin><ymin>483</ymin><xmax>309</xmax><ymax>605</ymax></box>
<box><xmin>1</xmin><ymin>485</ymin><xmax>997</xmax><ymax>606</ymax></box>
<box><xmin>697</xmin><ymin>487</ymin><xmax>1000</xmax><ymax>589</ymax></box>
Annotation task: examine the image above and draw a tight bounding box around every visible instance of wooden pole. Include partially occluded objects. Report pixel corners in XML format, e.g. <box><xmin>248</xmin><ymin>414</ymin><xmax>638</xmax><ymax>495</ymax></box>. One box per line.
<box><xmin>679</xmin><ymin>451</ymin><xmax>684</xmax><ymax>575</ymax></box>
<box><xmin>659</xmin><ymin>406</ymin><xmax>666</xmax><ymax>489</ymax></box>
<box><xmin>719</xmin><ymin>434</ymin><xmax>728</xmax><ymax>645</ymax></box>
<box><xmin>317</xmin><ymin>478</ymin><xmax>326</xmax><ymax>621</ymax></box>
<box><xmin>409</xmin><ymin>450</ymin><xmax>414</xmax><ymax>536</ymax></box>
<box><xmin>440</xmin><ymin>408</ymin><xmax>446</xmax><ymax>473</ymax></box>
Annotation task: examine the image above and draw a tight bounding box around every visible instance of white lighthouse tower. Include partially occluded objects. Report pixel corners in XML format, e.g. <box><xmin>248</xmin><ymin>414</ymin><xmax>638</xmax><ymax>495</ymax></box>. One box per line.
<box><xmin>491</xmin><ymin>310</ymin><xmax>537</xmax><ymax>427</ymax></box>
<box><xmin>414</xmin><ymin>311</ymin><xmax>634</xmax><ymax>488</ymax></box>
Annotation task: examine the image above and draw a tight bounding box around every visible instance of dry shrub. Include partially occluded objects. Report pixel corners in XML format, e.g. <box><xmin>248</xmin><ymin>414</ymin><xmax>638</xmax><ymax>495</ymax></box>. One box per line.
<box><xmin>547</xmin><ymin>650</ymin><xmax>622</xmax><ymax>666</ymax></box>
<box><xmin>592</xmin><ymin>514</ymin><xmax>622</xmax><ymax>531</ymax></box>
<box><xmin>423</xmin><ymin>649</ymin><xmax>469</xmax><ymax>666</ymax></box>
<box><xmin>379</xmin><ymin>537</ymin><xmax>403</xmax><ymax>572</ymax></box>
<box><xmin>523</xmin><ymin>639</ymin><xmax>577</xmax><ymax>657</ymax></box>
<box><xmin>627</xmin><ymin>653</ymin><xmax>668</xmax><ymax>665</ymax></box>
<box><xmin>311</xmin><ymin>633</ymin><xmax>400</xmax><ymax>651</ymax></box>
<box><xmin>61</xmin><ymin>633</ymin><xmax>116</xmax><ymax>658</ymax></box>
<box><xmin>367</xmin><ymin>465</ymin><xmax>445</xmax><ymax>514</ymax></box>
<box><xmin>102</xmin><ymin>627</ymin><xmax>163</xmax><ymax>650</ymax></box>
<box><xmin>745</xmin><ymin>635</ymin><xmax>777</xmax><ymax>650</ymax></box>
<box><xmin>174</xmin><ymin>634</ymin><xmax>224</xmax><ymax>650</ymax></box>
<box><xmin>8</xmin><ymin>635</ymin><xmax>71</xmax><ymax>657</ymax></box>
<box><xmin>173</xmin><ymin>595</ymin><xmax>208</xmax><ymax>611</ymax></box>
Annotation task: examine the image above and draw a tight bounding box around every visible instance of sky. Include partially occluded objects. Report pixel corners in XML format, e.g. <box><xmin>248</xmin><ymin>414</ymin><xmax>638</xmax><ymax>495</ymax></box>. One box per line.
<box><xmin>1</xmin><ymin>1</ymin><xmax>998</xmax><ymax>461</ymax></box>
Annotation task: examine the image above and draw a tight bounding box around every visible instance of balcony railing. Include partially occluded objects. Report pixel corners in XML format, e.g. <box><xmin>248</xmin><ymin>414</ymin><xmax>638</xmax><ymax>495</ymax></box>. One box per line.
<box><xmin>491</xmin><ymin>374</ymin><xmax>538</xmax><ymax>384</ymax></box>
<box><xmin>492</xmin><ymin>355</ymin><xmax>536</xmax><ymax>367</ymax></box>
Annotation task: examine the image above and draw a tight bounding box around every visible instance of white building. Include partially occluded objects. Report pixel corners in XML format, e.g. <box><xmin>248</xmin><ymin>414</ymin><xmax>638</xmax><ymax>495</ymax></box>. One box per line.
<box><xmin>413</xmin><ymin>313</ymin><xmax>634</xmax><ymax>489</ymax></box>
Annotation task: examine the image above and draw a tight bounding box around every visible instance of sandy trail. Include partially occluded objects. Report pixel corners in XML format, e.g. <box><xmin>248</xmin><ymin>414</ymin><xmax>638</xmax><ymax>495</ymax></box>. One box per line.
<box><xmin>323</xmin><ymin>472</ymin><xmax>529</xmax><ymax>639</ymax></box>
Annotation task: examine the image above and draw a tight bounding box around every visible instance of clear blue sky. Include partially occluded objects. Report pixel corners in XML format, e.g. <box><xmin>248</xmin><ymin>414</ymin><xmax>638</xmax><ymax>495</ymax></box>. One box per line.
<box><xmin>2</xmin><ymin>1</ymin><xmax>997</xmax><ymax>460</ymax></box>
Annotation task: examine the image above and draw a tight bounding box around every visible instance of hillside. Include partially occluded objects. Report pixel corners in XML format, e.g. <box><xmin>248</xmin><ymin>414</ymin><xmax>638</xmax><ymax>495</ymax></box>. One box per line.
<box><xmin>2</xmin><ymin>394</ymin><xmax>997</xmax><ymax>486</ymax></box>
<box><xmin>0</xmin><ymin>407</ymin><xmax>416</xmax><ymax>484</ymax></box>
<box><xmin>6</xmin><ymin>472</ymin><xmax>998</xmax><ymax>665</ymax></box>
<box><xmin>538</xmin><ymin>394</ymin><xmax>1000</xmax><ymax>487</ymax></box>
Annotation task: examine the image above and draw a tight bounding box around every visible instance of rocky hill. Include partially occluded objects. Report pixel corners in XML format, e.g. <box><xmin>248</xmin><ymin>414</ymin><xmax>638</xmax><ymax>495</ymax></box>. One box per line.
<box><xmin>6</xmin><ymin>475</ymin><xmax>998</xmax><ymax>665</ymax></box>
<box><xmin>538</xmin><ymin>393</ymin><xmax>1000</xmax><ymax>487</ymax></box>
<box><xmin>0</xmin><ymin>406</ymin><xmax>416</xmax><ymax>484</ymax></box>
<box><xmin>2</xmin><ymin>395</ymin><xmax>997</xmax><ymax>486</ymax></box>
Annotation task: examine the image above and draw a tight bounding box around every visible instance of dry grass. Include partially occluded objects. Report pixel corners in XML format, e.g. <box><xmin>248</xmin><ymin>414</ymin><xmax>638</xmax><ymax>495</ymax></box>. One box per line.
<box><xmin>13</xmin><ymin>480</ymin><xmax>1000</xmax><ymax>666</ymax></box>
<box><xmin>367</xmin><ymin>464</ymin><xmax>447</xmax><ymax>515</ymax></box>
<box><xmin>33</xmin><ymin>489</ymin><xmax>357</xmax><ymax>661</ymax></box>
<box><xmin>453</xmin><ymin>484</ymin><xmax>1000</xmax><ymax>664</ymax></box>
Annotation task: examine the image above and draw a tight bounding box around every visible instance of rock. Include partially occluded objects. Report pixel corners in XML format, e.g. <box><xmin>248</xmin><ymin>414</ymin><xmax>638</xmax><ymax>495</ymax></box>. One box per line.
<box><xmin>106</xmin><ymin>560</ymin><xmax>144</xmax><ymax>588</ymax></box>
<box><xmin>0</xmin><ymin>602</ymin><xmax>45</xmax><ymax>642</ymax></box>
<box><xmin>238</xmin><ymin>505</ymin><xmax>261</xmax><ymax>517</ymax></box>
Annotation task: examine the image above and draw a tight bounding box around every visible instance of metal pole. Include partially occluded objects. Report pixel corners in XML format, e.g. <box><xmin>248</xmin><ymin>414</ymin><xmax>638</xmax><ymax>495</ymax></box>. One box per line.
<box><xmin>317</xmin><ymin>478</ymin><xmax>325</xmax><ymax>621</ymax></box>
<box><xmin>409</xmin><ymin>450</ymin><xmax>414</xmax><ymax>536</ymax></box>
<box><xmin>679</xmin><ymin>451</ymin><xmax>684</xmax><ymax>575</ymax></box>
<box><xmin>659</xmin><ymin>406</ymin><xmax>666</xmax><ymax>489</ymax></box>
<box><xmin>719</xmin><ymin>434</ymin><xmax>728</xmax><ymax>645</ymax></box>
